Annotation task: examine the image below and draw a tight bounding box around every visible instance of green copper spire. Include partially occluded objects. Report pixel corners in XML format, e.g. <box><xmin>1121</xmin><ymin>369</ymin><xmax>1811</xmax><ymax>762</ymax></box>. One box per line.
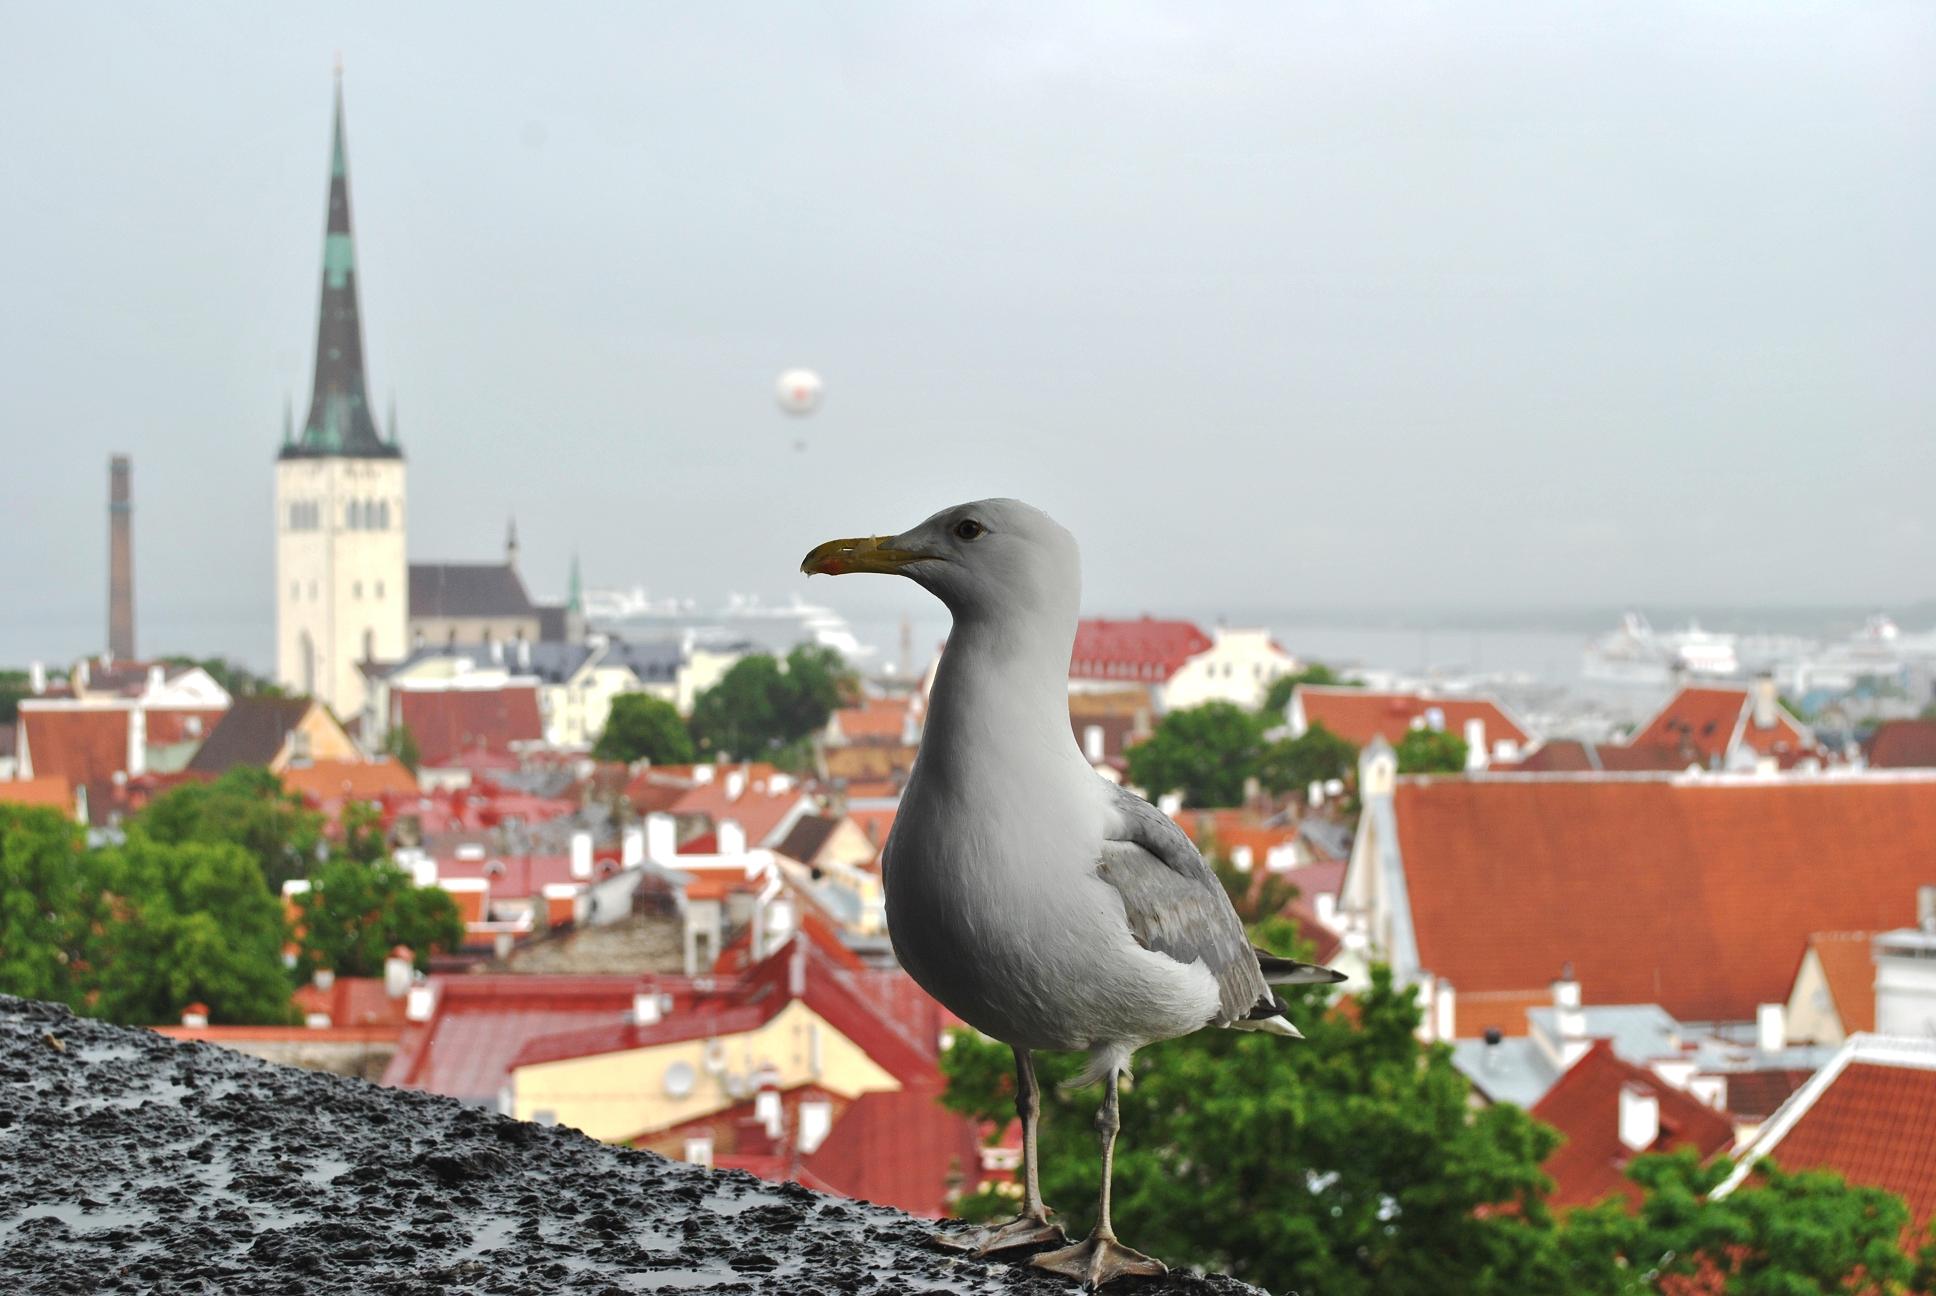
<box><xmin>567</xmin><ymin>552</ymin><xmax>583</xmax><ymax>615</ymax></box>
<box><xmin>283</xmin><ymin>70</ymin><xmax>398</xmax><ymax>461</ymax></box>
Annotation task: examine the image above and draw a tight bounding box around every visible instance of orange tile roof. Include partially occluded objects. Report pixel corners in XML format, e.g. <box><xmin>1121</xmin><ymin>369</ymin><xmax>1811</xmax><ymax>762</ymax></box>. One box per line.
<box><xmin>1392</xmin><ymin>775</ymin><xmax>1936</xmax><ymax>1023</ymax></box>
<box><xmin>1867</xmin><ymin>720</ymin><xmax>1936</xmax><ymax>769</ymax></box>
<box><xmin>669</xmin><ymin>767</ymin><xmax>809</xmax><ymax>847</ymax></box>
<box><xmin>19</xmin><ymin>708</ymin><xmax>130</xmax><ymax>786</ymax></box>
<box><xmin>1628</xmin><ymin>686</ymin><xmax>1812</xmax><ymax>766</ymax></box>
<box><xmin>1740</xmin><ymin>1052</ymin><xmax>1936</xmax><ymax>1236</ymax></box>
<box><xmin>0</xmin><ymin>776</ymin><xmax>74</xmax><ymax>812</ymax></box>
<box><xmin>1297</xmin><ymin>686</ymin><xmax>1532</xmax><ymax>750</ymax></box>
<box><xmin>1532</xmin><ymin>1039</ymin><xmax>1735</xmax><ymax>1210</ymax></box>
<box><xmin>396</xmin><ymin>687</ymin><xmax>543</xmax><ymax>768</ymax></box>
<box><xmin>1806</xmin><ymin>932</ymin><xmax>1877</xmax><ymax>1036</ymax></box>
<box><xmin>829</xmin><ymin>698</ymin><xmax>918</xmax><ymax>744</ymax></box>
<box><xmin>281</xmin><ymin>759</ymin><xmax>418</xmax><ymax>804</ymax></box>
<box><xmin>1506</xmin><ymin>739</ymin><xmax>1693</xmax><ymax>774</ymax></box>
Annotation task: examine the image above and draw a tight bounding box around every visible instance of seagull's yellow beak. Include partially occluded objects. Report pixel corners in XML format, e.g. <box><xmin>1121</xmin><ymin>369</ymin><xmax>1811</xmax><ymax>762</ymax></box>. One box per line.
<box><xmin>800</xmin><ymin>535</ymin><xmax>926</xmax><ymax>577</ymax></box>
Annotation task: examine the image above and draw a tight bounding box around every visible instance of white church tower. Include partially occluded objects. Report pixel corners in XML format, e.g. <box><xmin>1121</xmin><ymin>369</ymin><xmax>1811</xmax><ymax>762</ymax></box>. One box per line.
<box><xmin>275</xmin><ymin>74</ymin><xmax>407</xmax><ymax>717</ymax></box>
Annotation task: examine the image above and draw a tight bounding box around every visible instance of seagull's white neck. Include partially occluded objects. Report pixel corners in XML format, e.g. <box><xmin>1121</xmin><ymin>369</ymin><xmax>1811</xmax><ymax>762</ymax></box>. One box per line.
<box><xmin>919</xmin><ymin>606</ymin><xmax>1086</xmax><ymax>785</ymax></box>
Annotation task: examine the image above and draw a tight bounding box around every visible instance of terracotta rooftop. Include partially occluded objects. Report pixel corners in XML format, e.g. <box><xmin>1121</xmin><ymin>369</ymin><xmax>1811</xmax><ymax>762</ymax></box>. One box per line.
<box><xmin>1295</xmin><ymin>686</ymin><xmax>1532</xmax><ymax>751</ymax></box>
<box><xmin>1389</xmin><ymin>774</ymin><xmax>1936</xmax><ymax>1023</ymax></box>
<box><xmin>17</xmin><ymin>707</ymin><xmax>130</xmax><ymax>788</ymax></box>
<box><xmin>1505</xmin><ymin>739</ymin><xmax>1693</xmax><ymax>774</ymax></box>
<box><xmin>1532</xmin><ymin>1039</ymin><xmax>1736</xmax><ymax>1210</ymax></box>
<box><xmin>1627</xmin><ymin>686</ymin><xmax>1813</xmax><ymax>767</ymax></box>
<box><xmin>1720</xmin><ymin>1036</ymin><xmax>1936</xmax><ymax>1238</ymax></box>
<box><xmin>281</xmin><ymin>758</ymin><xmax>418</xmax><ymax>806</ymax></box>
<box><xmin>0</xmin><ymin>776</ymin><xmax>74</xmax><ymax>813</ymax></box>
<box><xmin>1804</xmin><ymin>932</ymin><xmax>1878</xmax><ymax>1037</ymax></box>
<box><xmin>1866</xmin><ymin>720</ymin><xmax>1936</xmax><ymax>770</ymax></box>
<box><xmin>396</xmin><ymin>687</ymin><xmax>544</xmax><ymax>768</ymax></box>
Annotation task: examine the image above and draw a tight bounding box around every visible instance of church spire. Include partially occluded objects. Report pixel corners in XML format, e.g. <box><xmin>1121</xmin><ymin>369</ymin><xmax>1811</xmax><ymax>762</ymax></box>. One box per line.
<box><xmin>284</xmin><ymin>70</ymin><xmax>396</xmax><ymax>460</ymax></box>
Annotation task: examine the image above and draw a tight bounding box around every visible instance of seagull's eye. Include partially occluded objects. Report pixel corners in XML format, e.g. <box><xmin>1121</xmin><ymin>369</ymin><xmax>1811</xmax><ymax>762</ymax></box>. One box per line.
<box><xmin>952</xmin><ymin>519</ymin><xmax>986</xmax><ymax>541</ymax></box>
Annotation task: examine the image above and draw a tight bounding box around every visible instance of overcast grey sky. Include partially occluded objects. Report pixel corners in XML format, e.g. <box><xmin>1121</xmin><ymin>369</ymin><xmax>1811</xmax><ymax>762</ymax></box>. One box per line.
<box><xmin>3</xmin><ymin>2</ymin><xmax>1932</xmax><ymax>666</ymax></box>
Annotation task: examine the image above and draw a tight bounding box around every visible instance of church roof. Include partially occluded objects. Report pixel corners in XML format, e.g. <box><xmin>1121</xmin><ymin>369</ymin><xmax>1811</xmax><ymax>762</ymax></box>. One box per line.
<box><xmin>408</xmin><ymin>564</ymin><xmax>536</xmax><ymax>619</ymax></box>
<box><xmin>282</xmin><ymin>76</ymin><xmax>399</xmax><ymax>462</ymax></box>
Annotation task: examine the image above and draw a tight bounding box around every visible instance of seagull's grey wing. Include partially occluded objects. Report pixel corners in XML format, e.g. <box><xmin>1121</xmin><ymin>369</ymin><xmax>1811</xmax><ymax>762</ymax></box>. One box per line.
<box><xmin>1097</xmin><ymin>785</ymin><xmax>1276</xmax><ymax>1027</ymax></box>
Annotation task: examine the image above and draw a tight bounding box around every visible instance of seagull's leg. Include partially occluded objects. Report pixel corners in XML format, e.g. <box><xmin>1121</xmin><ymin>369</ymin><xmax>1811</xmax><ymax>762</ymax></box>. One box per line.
<box><xmin>1028</xmin><ymin>1065</ymin><xmax>1167</xmax><ymax>1287</ymax></box>
<box><xmin>935</xmin><ymin>1047</ymin><xmax>1066</xmax><ymax>1254</ymax></box>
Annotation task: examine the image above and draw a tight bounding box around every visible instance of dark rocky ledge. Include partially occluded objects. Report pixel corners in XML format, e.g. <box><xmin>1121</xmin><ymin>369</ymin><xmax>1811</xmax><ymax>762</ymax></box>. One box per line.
<box><xmin>0</xmin><ymin>998</ymin><xmax>1262</xmax><ymax>1295</ymax></box>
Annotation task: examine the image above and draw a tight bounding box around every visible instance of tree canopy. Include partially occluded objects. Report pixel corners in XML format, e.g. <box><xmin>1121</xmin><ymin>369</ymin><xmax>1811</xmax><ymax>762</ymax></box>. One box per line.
<box><xmin>594</xmin><ymin>693</ymin><xmax>696</xmax><ymax>765</ymax></box>
<box><xmin>163</xmin><ymin>655</ymin><xmax>284</xmax><ymax>699</ymax></box>
<box><xmin>1394</xmin><ymin>727</ymin><xmax>1469</xmax><ymax>774</ymax></box>
<box><xmin>134</xmin><ymin>766</ymin><xmax>325</xmax><ymax>893</ymax></box>
<box><xmin>292</xmin><ymin>856</ymin><xmax>463</xmax><ymax>980</ymax></box>
<box><xmin>1260</xmin><ymin>662</ymin><xmax>1356</xmax><ymax>716</ymax></box>
<box><xmin>1256</xmin><ymin>720</ymin><xmax>1358</xmax><ymax>796</ymax></box>
<box><xmin>1123</xmin><ymin>702</ymin><xmax>1266</xmax><ymax>807</ymax></box>
<box><xmin>689</xmin><ymin>645</ymin><xmax>856</xmax><ymax>762</ymax></box>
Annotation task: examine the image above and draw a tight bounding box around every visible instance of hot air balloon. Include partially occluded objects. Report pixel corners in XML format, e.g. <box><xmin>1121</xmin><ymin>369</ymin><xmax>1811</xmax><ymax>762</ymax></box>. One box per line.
<box><xmin>775</xmin><ymin>368</ymin><xmax>823</xmax><ymax>417</ymax></box>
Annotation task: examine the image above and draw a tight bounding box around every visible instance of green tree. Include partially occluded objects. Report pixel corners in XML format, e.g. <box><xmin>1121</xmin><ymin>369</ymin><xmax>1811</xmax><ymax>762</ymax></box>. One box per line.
<box><xmin>1395</xmin><ymin>727</ymin><xmax>1469</xmax><ymax>774</ymax></box>
<box><xmin>1551</xmin><ymin>1150</ymin><xmax>1923</xmax><ymax>1294</ymax></box>
<box><xmin>1261</xmin><ymin>663</ymin><xmax>1356</xmax><ymax>717</ymax></box>
<box><xmin>1123</xmin><ymin>702</ymin><xmax>1265</xmax><ymax>807</ymax></box>
<box><xmin>337</xmin><ymin>800</ymin><xmax>389</xmax><ymax>865</ymax></box>
<box><xmin>776</xmin><ymin>644</ymin><xmax>857</xmax><ymax>738</ymax></box>
<box><xmin>0</xmin><ymin>805</ymin><xmax>95</xmax><ymax>1004</ymax></box>
<box><xmin>85</xmin><ymin>834</ymin><xmax>295</xmax><ymax>1025</ymax></box>
<box><xmin>135</xmin><ymin>766</ymin><xmax>324</xmax><ymax>893</ymax></box>
<box><xmin>0</xmin><ymin>669</ymin><xmax>30</xmax><ymax>723</ymax></box>
<box><xmin>1257</xmin><ymin>721</ymin><xmax>1359</xmax><ymax>796</ymax></box>
<box><xmin>593</xmin><ymin>693</ymin><xmax>696</xmax><ymax>765</ymax></box>
<box><xmin>381</xmin><ymin>722</ymin><xmax>421</xmax><ymax>773</ymax></box>
<box><xmin>291</xmin><ymin>856</ymin><xmax>463</xmax><ymax>979</ymax></box>
<box><xmin>941</xmin><ymin>958</ymin><xmax>1560</xmax><ymax>1295</ymax></box>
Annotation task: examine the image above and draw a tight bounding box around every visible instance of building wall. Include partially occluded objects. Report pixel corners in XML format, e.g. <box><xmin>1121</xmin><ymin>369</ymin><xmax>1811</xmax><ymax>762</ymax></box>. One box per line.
<box><xmin>276</xmin><ymin>456</ymin><xmax>408</xmax><ymax>717</ymax></box>
<box><xmin>544</xmin><ymin>664</ymin><xmax>638</xmax><ymax>748</ymax></box>
<box><xmin>267</xmin><ymin>705</ymin><xmax>364</xmax><ymax>772</ymax></box>
<box><xmin>508</xmin><ymin>1000</ymin><xmax>901</xmax><ymax>1142</ymax></box>
<box><xmin>407</xmin><ymin>614</ymin><xmax>543</xmax><ymax>650</ymax></box>
<box><xmin>1163</xmin><ymin>628</ymin><xmax>1297</xmax><ymax>712</ymax></box>
<box><xmin>1783</xmin><ymin>949</ymin><xmax>1847</xmax><ymax>1046</ymax></box>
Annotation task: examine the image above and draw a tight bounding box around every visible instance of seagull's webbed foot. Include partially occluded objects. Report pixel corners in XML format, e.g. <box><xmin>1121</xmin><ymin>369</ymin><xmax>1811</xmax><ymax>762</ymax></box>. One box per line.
<box><xmin>1029</xmin><ymin>1231</ymin><xmax>1168</xmax><ymax>1288</ymax></box>
<box><xmin>933</xmin><ymin>1209</ymin><xmax>1066</xmax><ymax>1256</ymax></box>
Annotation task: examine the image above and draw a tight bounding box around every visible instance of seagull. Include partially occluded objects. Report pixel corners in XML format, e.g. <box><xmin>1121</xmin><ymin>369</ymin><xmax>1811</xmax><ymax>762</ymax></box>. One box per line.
<box><xmin>803</xmin><ymin>499</ymin><xmax>1344</xmax><ymax>1287</ymax></box>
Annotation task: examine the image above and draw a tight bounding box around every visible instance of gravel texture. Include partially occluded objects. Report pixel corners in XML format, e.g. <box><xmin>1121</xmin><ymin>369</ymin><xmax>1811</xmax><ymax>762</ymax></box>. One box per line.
<box><xmin>0</xmin><ymin>997</ymin><xmax>1263</xmax><ymax>1295</ymax></box>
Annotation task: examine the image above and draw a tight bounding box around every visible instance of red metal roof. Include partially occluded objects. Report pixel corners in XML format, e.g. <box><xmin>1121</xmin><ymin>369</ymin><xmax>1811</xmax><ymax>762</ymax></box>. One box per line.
<box><xmin>1532</xmin><ymin>1039</ymin><xmax>1735</xmax><ymax>1210</ymax></box>
<box><xmin>382</xmin><ymin>975</ymin><xmax>648</xmax><ymax>1102</ymax></box>
<box><xmin>396</xmin><ymin>687</ymin><xmax>543</xmax><ymax>768</ymax></box>
<box><xmin>1296</xmin><ymin>686</ymin><xmax>1532</xmax><ymax>750</ymax></box>
<box><xmin>800</xmin><ymin>1084</ymin><xmax>984</xmax><ymax>1218</ymax></box>
<box><xmin>1392</xmin><ymin>775</ymin><xmax>1936</xmax><ymax>1023</ymax></box>
<box><xmin>1069</xmin><ymin>617</ymin><xmax>1212</xmax><ymax>683</ymax></box>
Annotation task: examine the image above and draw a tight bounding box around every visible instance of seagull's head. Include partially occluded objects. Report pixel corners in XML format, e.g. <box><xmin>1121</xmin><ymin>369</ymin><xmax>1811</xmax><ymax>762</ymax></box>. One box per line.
<box><xmin>801</xmin><ymin>498</ymin><xmax>1080</xmax><ymax>623</ymax></box>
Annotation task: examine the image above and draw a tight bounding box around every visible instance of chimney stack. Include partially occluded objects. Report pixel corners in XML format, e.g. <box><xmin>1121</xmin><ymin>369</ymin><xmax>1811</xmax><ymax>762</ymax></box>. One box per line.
<box><xmin>384</xmin><ymin>947</ymin><xmax>414</xmax><ymax>998</ymax></box>
<box><xmin>1618</xmin><ymin>1083</ymin><xmax>1660</xmax><ymax>1152</ymax></box>
<box><xmin>1752</xmin><ymin>673</ymin><xmax>1779</xmax><ymax>730</ymax></box>
<box><xmin>108</xmin><ymin>455</ymin><xmax>135</xmax><ymax>662</ymax></box>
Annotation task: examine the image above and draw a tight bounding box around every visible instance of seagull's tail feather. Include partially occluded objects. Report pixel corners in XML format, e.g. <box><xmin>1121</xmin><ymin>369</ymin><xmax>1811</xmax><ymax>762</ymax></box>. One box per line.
<box><xmin>1234</xmin><ymin>1013</ymin><xmax>1303</xmax><ymax>1039</ymax></box>
<box><xmin>1252</xmin><ymin>947</ymin><xmax>1348</xmax><ymax>987</ymax></box>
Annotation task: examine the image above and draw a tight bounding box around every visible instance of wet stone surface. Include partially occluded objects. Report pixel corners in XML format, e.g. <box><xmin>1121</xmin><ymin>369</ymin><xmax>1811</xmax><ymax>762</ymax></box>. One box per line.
<box><xmin>0</xmin><ymin>998</ymin><xmax>1262</xmax><ymax>1295</ymax></box>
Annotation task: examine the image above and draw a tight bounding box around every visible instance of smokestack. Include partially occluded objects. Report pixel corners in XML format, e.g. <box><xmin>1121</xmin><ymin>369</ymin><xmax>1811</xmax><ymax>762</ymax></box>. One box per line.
<box><xmin>108</xmin><ymin>455</ymin><xmax>134</xmax><ymax>662</ymax></box>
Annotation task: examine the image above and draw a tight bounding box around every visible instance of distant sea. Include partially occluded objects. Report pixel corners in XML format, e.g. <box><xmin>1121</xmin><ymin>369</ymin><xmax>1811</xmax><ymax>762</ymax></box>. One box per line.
<box><xmin>7</xmin><ymin>596</ymin><xmax>1926</xmax><ymax>694</ymax></box>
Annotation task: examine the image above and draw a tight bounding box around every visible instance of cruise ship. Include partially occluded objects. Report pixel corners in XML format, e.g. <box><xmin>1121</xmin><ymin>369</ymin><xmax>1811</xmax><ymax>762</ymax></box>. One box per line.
<box><xmin>1582</xmin><ymin>614</ymin><xmax>1740</xmax><ymax>686</ymax></box>
<box><xmin>582</xmin><ymin>587</ymin><xmax>878</xmax><ymax>661</ymax></box>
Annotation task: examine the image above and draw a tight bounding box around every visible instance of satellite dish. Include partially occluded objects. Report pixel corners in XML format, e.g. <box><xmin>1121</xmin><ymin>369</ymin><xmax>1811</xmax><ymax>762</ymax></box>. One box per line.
<box><xmin>775</xmin><ymin>368</ymin><xmax>823</xmax><ymax>417</ymax></box>
<box><xmin>664</xmin><ymin>1060</ymin><xmax>696</xmax><ymax>1099</ymax></box>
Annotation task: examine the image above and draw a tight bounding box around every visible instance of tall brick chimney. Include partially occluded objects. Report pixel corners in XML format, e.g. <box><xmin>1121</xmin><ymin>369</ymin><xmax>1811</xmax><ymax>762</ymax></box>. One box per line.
<box><xmin>108</xmin><ymin>455</ymin><xmax>135</xmax><ymax>662</ymax></box>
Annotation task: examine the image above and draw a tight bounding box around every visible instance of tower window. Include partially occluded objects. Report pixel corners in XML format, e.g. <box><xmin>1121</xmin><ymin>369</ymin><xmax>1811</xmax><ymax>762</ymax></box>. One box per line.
<box><xmin>375</xmin><ymin>580</ymin><xmax>385</xmax><ymax>599</ymax></box>
<box><xmin>353</xmin><ymin>581</ymin><xmax>363</xmax><ymax>599</ymax></box>
<box><xmin>378</xmin><ymin>501</ymin><xmax>390</xmax><ymax>530</ymax></box>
